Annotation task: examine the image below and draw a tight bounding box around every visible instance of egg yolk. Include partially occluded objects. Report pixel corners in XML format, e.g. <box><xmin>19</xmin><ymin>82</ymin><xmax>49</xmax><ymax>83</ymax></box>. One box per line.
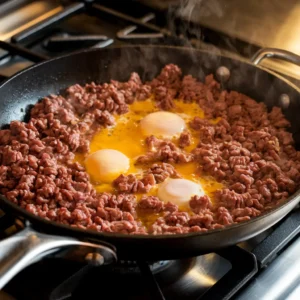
<box><xmin>140</xmin><ymin>111</ymin><xmax>185</xmax><ymax>138</ymax></box>
<box><xmin>75</xmin><ymin>98</ymin><xmax>223</xmax><ymax>206</ymax></box>
<box><xmin>158</xmin><ymin>178</ymin><xmax>204</xmax><ymax>206</ymax></box>
<box><xmin>85</xmin><ymin>149</ymin><xmax>129</xmax><ymax>183</ymax></box>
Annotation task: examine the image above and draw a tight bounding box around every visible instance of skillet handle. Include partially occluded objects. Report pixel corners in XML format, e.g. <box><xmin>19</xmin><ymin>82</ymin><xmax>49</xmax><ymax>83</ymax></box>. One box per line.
<box><xmin>251</xmin><ymin>48</ymin><xmax>300</xmax><ymax>66</ymax></box>
<box><xmin>0</xmin><ymin>226</ymin><xmax>116</xmax><ymax>289</ymax></box>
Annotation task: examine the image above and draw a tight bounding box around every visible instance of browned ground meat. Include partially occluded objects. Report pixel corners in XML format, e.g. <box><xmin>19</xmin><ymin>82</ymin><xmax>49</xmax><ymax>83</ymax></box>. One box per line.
<box><xmin>135</xmin><ymin>136</ymin><xmax>193</xmax><ymax>164</ymax></box>
<box><xmin>113</xmin><ymin>174</ymin><xmax>155</xmax><ymax>194</ymax></box>
<box><xmin>179</xmin><ymin>131</ymin><xmax>192</xmax><ymax>148</ymax></box>
<box><xmin>0</xmin><ymin>64</ymin><xmax>300</xmax><ymax>235</ymax></box>
<box><xmin>149</xmin><ymin>64</ymin><xmax>182</xmax><ymax>110</ymax></box>
<box><xmin>146</xmin><ymin>163</ymin><xmax>181</xmax><ymax>183</ymax></box>
<box><xmin>113</xmin><ymin>163</ymin><xmax>180</xmax><ymax>193</ymax></box>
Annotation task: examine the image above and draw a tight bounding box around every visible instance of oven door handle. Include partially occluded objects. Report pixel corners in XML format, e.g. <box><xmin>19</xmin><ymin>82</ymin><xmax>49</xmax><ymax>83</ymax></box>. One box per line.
<box><xmin>251</xmin><ymin>48</ymin><xmax>300</xmax><ymax>66</ymax></box>
<box><xmin>0</xmin><ymin>226</ymin><xmax>116</xmax><ymax>289</ymax></box>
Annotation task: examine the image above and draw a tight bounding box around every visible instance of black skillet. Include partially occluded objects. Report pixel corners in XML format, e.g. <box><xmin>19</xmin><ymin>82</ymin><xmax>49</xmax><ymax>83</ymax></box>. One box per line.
<box><xmin>0</xmin><ymin>45</ymin><xmax>300</xmax><ymax>288</ymax></box>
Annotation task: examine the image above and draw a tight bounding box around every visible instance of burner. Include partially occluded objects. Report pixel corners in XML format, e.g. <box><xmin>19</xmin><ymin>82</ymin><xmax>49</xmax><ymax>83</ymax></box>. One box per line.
<box><xmin>109</xmin><ymin>260</ymin><xmax>175</xmax><ymax>275</ymax></box>
<box><xmin>2</xmin><ymin>253</ymin><xmax>230</xmax><ymax>300</ymax></box>
<box><xmin>72</xmin><ymin>254</ymin><xmax>230</xmax><ymax>300</ymax></box>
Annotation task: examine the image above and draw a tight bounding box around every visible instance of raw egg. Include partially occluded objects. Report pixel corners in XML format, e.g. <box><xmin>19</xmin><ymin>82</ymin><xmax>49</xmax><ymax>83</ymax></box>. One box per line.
<box><xmin>140</xmin><ymin>111</ymin><xmax>185</xmax><ymax>138</ymax></box>
<box><xmin>85</xmin><ymin>149</ymin><xmax>129</xmax><ymax>183</ymax></box>
<box><xmin>75</xmin><ymin>98</ymin><xmax>223</xmax><ymax>205</ymax></box>
<box><xmin>158</xmin><ymin>178</ymin><xmax>204</xmax><ymax>206</ymax></box>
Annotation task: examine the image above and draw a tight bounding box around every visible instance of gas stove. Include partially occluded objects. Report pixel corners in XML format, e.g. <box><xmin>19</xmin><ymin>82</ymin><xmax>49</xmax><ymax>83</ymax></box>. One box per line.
<box><xmin>0</xmin><ymin>1</ymin><xmax>300</xmax><ymax>300</ymax></box>
<box><xmin>1</xmin><ymin>208</ymin><xmax>300</xmax><ymax>300</ymax></box>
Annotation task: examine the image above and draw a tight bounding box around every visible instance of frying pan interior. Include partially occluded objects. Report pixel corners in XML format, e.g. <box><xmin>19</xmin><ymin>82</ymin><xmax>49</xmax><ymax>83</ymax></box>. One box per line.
<box><xmin>2</xmin><ymin>46</ymin><xmax>300</xmax><ymax>139</ymax></box>
<box><xmin>0</xmin><ymin>45</ymin><xmax>299</xmax><ymax>260</ymax></box>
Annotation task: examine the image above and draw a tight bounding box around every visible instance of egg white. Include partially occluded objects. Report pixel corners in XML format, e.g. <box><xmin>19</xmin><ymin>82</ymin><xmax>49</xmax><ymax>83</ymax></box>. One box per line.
<box><xmin>85</xmin><ymin>149</ymin><xmax>130</xmax><ymax>183</ymax></box>
<box><xmin>158</xmin><ymin>178</ymin><xmax>205</xmax><ymax>206</ymax></box>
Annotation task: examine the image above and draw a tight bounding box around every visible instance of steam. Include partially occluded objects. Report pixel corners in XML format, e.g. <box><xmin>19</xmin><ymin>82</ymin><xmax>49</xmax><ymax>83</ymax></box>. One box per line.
<box><xmin>178</xmin><ymin>0</ymin><xmax>223</xmax><ymax>19</ymax></box>
<box><xmin>165</xmin><ymin>0</ymin><xmax>224</xmax><ymax>54</ymax></box>
<box><xmin>178</xmin><ymin>0</ymin><xmax>198</xmax><ymax>21</ymax></box>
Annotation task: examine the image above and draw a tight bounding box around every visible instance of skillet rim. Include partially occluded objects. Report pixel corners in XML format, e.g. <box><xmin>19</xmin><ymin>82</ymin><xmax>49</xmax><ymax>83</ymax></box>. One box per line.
<box><xmin>0</xmin><ymin>44</ymin><xmax>299</xmax><ymax>241</ymax></box>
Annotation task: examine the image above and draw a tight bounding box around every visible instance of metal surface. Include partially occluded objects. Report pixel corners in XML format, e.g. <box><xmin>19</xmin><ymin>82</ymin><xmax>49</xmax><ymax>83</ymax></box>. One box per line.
<box><xmin>44</xmin><ymin>34</ymin><xmax>110</xmax><ymax>50</ymax></box>
<box><xmin>92</xmin><ymin>3</ymin><xmax>171</xmax><ymax>36</ymax></box>
<box><xmin>252</xmin><ymin>48</ymin><xmax>300</xmax><ymax>67</ymax></box>
<box><xmin>91</xmin><ymin>39</ymin><xmax>114</xmax><ymax>49</ymax></box>
<box><xmin>0</xmin><ymin>40</ymin><xmax>48</xmax><ymax>62</ymax></box>
<box><xmin>11</xmin><ymin>2</ymin><xmax>85</xmax><ymax>43</ymax></box>
<box><xmin>2</xmin><ymin>219</ymin><xmax>297</xmax><ymax>300</ymax></box>
<box><xmin>216</xmin><ymin>66</ymin><xmax>230</xmax><ymax>83</ymax></box>
<box><xmin>201</xmin><ymin>246</ymin><xmax>257</xmax><ymax>300</ymax></box>
<box><xmin>175</xmin><ymin>0</ymin><xmax>300</xmax><ymax>79</ymax></box>
<box><xmin>252</xmin><ymin>208</ymin><xmax>300</xmax><ymax>267</ymax></box>
<box><xmin>162</xmin><ymin>254</ymin><xmax>230</xmax><ymax>300</ymax></box>
<box><xmin>235</xmin><ymin>236</ymin><xmax>300</xmax><ymax>300</ymax></box>
<box><xmin>47</xmin><ymin>35</ymin><xmax>110</xmax><ymax>43</ymax></box>
<box><xmin>279</xmin><ymin>94</ymin><xmax>290</xmax><ymax>110</ymax></box>
<box><xmin>0</xmin><ymin>0</ymin><xmax>237</xmax><ymax>77</ymax></box>
<box><xmin>0</xmin><ymin>226</ymin><xmax>116</xmax><ymax>289</ymax></box>
<box><xmin>85</xmin><ymin>252</ymin><xmax>104</xmax><ymax>266</ymax></box>
<box><xmin>138</xmin><ymin>260</ymin><xmax>166</xmax><ymax>300</ymax></box>
<box><xmin>0</xmin><ymin>0</ymin><xmax>62</xmax><ymax>41</ymax></box>
<box><xmin>117</xmin><ymin>13</ymin><xmax>164</xmax><ymax>39</ymax></box>
<box><xmin>49</xmin><ymin>264</ymin><xmax>94</xmax><ymax>300</ymax></box>
<box><xmin>49</xmin><ymin>254</ymin><xmax>231</xmax><ymax>300</ymax></box>
<box><xmin>286</xmin><ymin>284</ymin><xmax>300</xmax><ymax>300</ymax></box>
<box><xmin>0</xmin><ymin>0</ymin><xmax>62</xmax><ymax>63</ymax></box>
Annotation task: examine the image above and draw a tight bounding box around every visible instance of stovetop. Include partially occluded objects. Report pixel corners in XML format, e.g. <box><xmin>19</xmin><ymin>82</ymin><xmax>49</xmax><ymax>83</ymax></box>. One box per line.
<box><xmin>0</xmin><ymin>1</ymin><xmax>300</xmax><ymax>300</ymax></box>
<box><xmin>1</xmin><ymin>208</ymin><xmax>300</xmax><ymax>300</ymax></box>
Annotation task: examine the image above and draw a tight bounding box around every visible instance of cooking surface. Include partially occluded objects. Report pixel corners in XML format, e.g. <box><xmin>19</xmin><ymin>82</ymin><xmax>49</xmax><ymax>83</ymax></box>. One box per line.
<box><xmin>140</xmin><ymin>0</ymin><xmax>300</xmax><ymax>80</ymax></box>
<box><xmin>0</xmin><ymin>1</ymin><xmax>300</xmax><ymax>299</ymax></box>
<box><xmin>1</xmin><ymin>211</ymin><xmax>300</xmax><ymax>300</ymax></box>
<box><xmin>0</xmin><ymin>0</ymin><xmax>62</xmax><ymax>41</ymax></box>
<box><xmin>3</xmin><ymin>255</ymin><xmax>231</xmax><ymax>300</ymax></box>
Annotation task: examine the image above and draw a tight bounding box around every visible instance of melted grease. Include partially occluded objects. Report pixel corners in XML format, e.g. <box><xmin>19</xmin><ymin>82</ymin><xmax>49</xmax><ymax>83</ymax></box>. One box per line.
<box><xmin>74</xmin><ymin>99</ymin><xmax>158</xmax><ymax>184</ymax></box>
<box><xmin>74</xmin><ymin>97</ymin><xmax>223</xmax><ymax>228</ymax></box>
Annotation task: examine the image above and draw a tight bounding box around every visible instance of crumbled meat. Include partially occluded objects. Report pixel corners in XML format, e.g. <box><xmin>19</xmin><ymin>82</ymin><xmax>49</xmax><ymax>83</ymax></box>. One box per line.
<box><xmin>188</xmin><ymin>212</ymin><xmax>214</xmax><ymax>228</ymax></box>
<box><xmin>146</xmin><ymin>163</ymin><xmax>181</xmax><ymax>183</ymax></box>
<box><xmin>136</xmin><ymin>136</ymin><xmax>193</xmax><ymax>164</ymax></box>
<box><xmin>189</xmin><ymin>195</ymin><xmax>212</xmax><ymax>214</ymax></box>
<box><xmin>150</xmin><ymin>64</ymin><xmax>182</xmax><ymax>110</ymax></box>
<box><xmin>164</xmin><ymin>212</ymin><xmax>189</xmax><ymax>226</ymax></box>
<box><xmin>137</xmin><ymin>196</ymin><xmax>164</xmax><ymax>213</ymax></box>
<box><xmin>113</xmin><ymin>174</ymin><xmax>155</xmax><ymax>193</ymax></box>
<box><xmin>179</xmin><ymin>131</ymin><xmax>192</xmax><ymax>148</ymax></box>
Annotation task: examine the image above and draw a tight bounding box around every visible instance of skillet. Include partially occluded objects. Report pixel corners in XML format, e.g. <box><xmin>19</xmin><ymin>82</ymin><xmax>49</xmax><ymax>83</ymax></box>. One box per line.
<box><xmin>0</xmin><ymin>45</ymin><xmax>300</xmax><ymax>288</ymax></box>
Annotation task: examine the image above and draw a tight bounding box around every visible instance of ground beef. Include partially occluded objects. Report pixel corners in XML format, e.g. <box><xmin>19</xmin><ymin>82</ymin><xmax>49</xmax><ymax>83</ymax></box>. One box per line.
<box><xmin>146</xmin><ymin>163</ymin><xmax>181</xmax><ymax>183</ymax></box>
<box><xmin>179</xmin><ymin>131</ymin><xmax>192</xmax><ymax>148</ymax></box>
<box><xmin>113</xmin><ymin>174</ymin><xmax>155</xmax><ymax>193</ymax></box>
<box><xmin>137</xmin><ymin>196</ymin><xmax>164</xmax><ymax>213</ymax></box>
<box><xmin>1</xmin><ymin>64</ymin><xmax>299</xmax><ymax>235</ymax></box>
<box><xmin>149</xmin><ymin>64</ymin><xmax>182</xmax><ymax>110</ymax></box>
<box><xmin>189</xmin><ymin>195</ymin><xmax>212</xmax><ymax>214</ymax></box>
<box><xmin>113</xmin><ymin>163</ymin><xmax>180</xmax><ymax>194</ymax></box>
<box><xmin>136</xmin><ymin>136</ymin><xmax>193</xmax><ymax>164</ymax></box>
